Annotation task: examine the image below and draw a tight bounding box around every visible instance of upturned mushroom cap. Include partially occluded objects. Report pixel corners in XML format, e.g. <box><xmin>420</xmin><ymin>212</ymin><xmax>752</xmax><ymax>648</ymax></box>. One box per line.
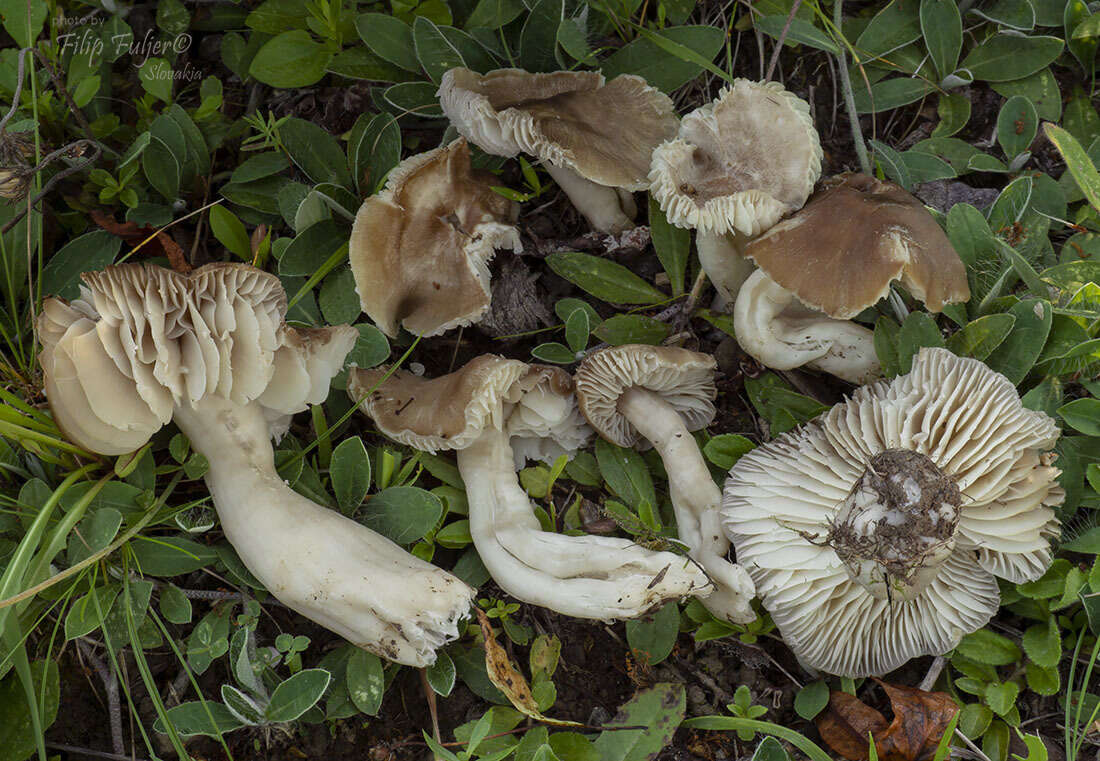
<box><xmin>574</xmin><ymin>345</ymin><xmax>716</xmax><ymax>449</ymax></box>
<box><xmin>349</xmin><ymin>138</ymin><xmax>521</xmax><ymax>339</ymax></box>
<box><xmin>648</xmin><ymin>79</ymin><xmax>822</xmax><ymax>237</ymax></box>
<box><xmin>438</xmin><ymin>67</ymin><xmax>679</xmax><ymax>191</ymax></box>
<box><xmin>38</xmin><ymin>262</ymin><xmax>357</xmax><ymax>454</ymax></box>
<box><xmin>743</xmin><ymin>173</ymin><xmax>971</xmax><ymax>319</ymax></box>
<box><xmin>349</xmin><ymin>355</ymin><xmax>589</xmax><ymax>456</ymax></box>
<box><xmin>721</xmin><ymin>347</ymin><xmax>1063</xmax><ymax>677</ymax></box>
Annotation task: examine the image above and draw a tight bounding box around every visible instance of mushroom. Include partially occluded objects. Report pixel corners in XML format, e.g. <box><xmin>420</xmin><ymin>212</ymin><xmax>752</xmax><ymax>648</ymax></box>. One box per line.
<box><xmin>349</xmin><ymin>138</ymin><xmax>521</xmax><ymax>338</ymax></box>
<box><xmin>648</xmin><ymin>79</ymin><xmax>822</xmax><ymax>304</ymax></box>
<box><xmin>438</xmin><ymin>67</ymin><xmax>679</xmax><ymax>233</ymax></box>
<box><xmin>734</xmin><ymin>173</ymin><xmax>972</xmax><ymax>384</ymax></box>
<box><xmin>350</xmin><ymin>355</ymin><xmax>712</xmax><ymax>620</ymax></box>
<box><xmin>574</xmin><ymin>345</ymin><xmax>756</xmax><ymax>624</ymax></box>
<box><xmin>38</xmin><ymin>262</ymin><xmax>474</xmax><ymax>666</ymax></box>
<box><xmin>721</xmin><ymin>347</ymin><xmax>1063</xmax><ymax>677</ymax></box>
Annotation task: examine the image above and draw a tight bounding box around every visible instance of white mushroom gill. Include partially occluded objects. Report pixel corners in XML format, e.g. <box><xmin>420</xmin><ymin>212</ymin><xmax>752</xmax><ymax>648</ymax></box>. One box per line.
<box><xmin>721</xmin><ymin>347</ymin><xmax>1064</xmax><ymax>677</ymax></box>
<box><xmin>38</xmin><ymin>263</ymin><xmax>474</xmax><ymax>667</ymax></box>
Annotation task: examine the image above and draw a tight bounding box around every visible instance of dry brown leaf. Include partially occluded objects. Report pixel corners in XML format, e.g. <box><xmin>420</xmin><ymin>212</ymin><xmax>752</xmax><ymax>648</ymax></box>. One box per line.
<box><xmin>90</xmin><ymin>211</ymin><xmax>191</xmax><ymax>272</ymax></box>
<box><xmin>816</xmin><ymin>680</ymin><xmax>959</xmax><ymax>761</ymax></box>
<box><xmin>475</xmin><ymin>608</ymin><xmax>582</xmax><ymax>728</ymax></box>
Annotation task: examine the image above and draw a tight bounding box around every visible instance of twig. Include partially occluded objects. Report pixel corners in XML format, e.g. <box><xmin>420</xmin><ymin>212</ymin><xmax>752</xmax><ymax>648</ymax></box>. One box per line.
<box><xmin>0</xmin><ymin>141</ymin><xmax>101</xmax><ymax>235</ymax></box>
<box><xmin>832</xmin><ymin>0</ymin><xmax>871</xmax><ymax>174</ymax></box>
<box><xmin>764</xmin><ymin>0</ymin><xmax>803</xmax><ymax>82</ymax></box>
<box><xmin>918</xmin><ymin>654</ymin><xmax>947</xmax><ymax>692</ymax></box>
<box><xmin>954</xmin><ymin>728</ymin><xmax>994</xmax><ymax>761</ymax></box>
<box><xmin>76</xmin><ymin>640</ymin><xmax>124</xmax><ymax>756</ymax></box>
<box><xmin>45</xmin><ymin>743</ymin><xmax>153</xmax><ymax>761</ymax></box>
<box><xmin>420</xmin><ymin>668</ymin><xmax>443</xmax><ymax>754</ymax></box>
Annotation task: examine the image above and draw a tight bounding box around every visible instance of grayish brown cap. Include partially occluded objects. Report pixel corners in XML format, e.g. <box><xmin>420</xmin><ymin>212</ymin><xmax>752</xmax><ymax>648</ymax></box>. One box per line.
<box><xmin>744</xmin><ymin>173</ymin><xmax>971</xmax><ymax>319</ymax></box>
<box><xmin>574</xmin><ymin>345</ymin><xmax>716</xmax><ymax>448</ymax></box>
<box><xmin>721</xmin><ymin>348</ymin><xmax>1063</xmax><ymax>677</ymax></box>
<box><xmin>38</xmin><ymin>262</ymin><xmax>356</xmax><ymax>454</ymax></box>
<box><xmin>438</xmin><ymin>67</ymin><xmax>679</xmax><ymax>191</ymax></box>
<box><xmin>349</xmin><ymin>355</ymin><xmax>584</xmax><ymax>454</ymax></box>
<box><xmin>350</xmin><ymin>138</ymin><xmax>520</xmax><ymax>339</ymax></box>
<box><xmin>648</xmin><ymin>79</ymin><xmax>822</xmax><ymax>236</ymax></box>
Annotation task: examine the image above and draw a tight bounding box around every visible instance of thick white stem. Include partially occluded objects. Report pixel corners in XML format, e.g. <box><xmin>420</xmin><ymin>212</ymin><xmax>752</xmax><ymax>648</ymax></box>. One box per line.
<box><xmin>696</xmin><ymin>231</ymin><xmax>756</xmax><ymax>308</ymax></box>
<box><xmin>542</xmin><ymin>163</ymin><xmax>636</xmax><ymax>233</ymax></box>
<box><xmin>618</xmin><ymin>387</ymin><xmax>756</xmax><ymax>624</ymax></box>
<box><xmin>734</xmin><ymin>270</ymin><xmax>881</xmax><ymax>384</ymax></box>
<box><xmin>173</xmin><ymin>396</ymin><xmax>474</xmax><ymax>667</ymax></box>
<box><xmin>457</xmin><ymin>426</ymin><xmax>711</xmax><ymax>620</ymax></box>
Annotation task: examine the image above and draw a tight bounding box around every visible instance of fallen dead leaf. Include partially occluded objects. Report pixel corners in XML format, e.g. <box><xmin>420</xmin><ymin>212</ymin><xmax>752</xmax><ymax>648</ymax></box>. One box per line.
<box><xmin>90</xmin><ymin>210</ymin><xmax>191</xmax><ymax>272</ymax></box>
<box><xmin>816</xmin><ymin>679</ymin><xmax>959</xmax><ymax>761</ymax></box>
<box><xmin>475</xmin><ymin>608</ymin><xmax>582</xmax><ymax>728</ymax></box>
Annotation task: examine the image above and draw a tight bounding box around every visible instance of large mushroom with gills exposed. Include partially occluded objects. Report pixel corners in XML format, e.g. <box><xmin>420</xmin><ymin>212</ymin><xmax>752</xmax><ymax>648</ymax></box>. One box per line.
<box><xmin>721</xmin><ymin>348</ymin><xmax>1063</xmax><ymax>677</ymax></box>
<box><xmin>38</xmin><ymin>262</ymin><xmax>474</xmax><ymax>666</ymax></box>
<box><xmin>438</xmin><ymin>67</ymin><xmax>679</xmax><ymax>233</ymax></box>
<box><xmin>349</xmin><ymin>355</ymin><xmax>713</xmax><ymax>620</ymax></box>
<box><xmin>574</xmin><ymin>345</ymin><xmax>756</xmax><ymax>624</ymax></box>
<box><xmin>648</xmin><ymin>79</ymin><xmax>822</xmax><ymax>306</ymax></box>
<box><xmin>733</xmin><ymin>173</ymin><xmax>971</xmax><ymax>384</ymax></box>
<box><xmin>349</xmin><ymin>137</ymin><xmax>521</xmax><ymax>339</ymax></box>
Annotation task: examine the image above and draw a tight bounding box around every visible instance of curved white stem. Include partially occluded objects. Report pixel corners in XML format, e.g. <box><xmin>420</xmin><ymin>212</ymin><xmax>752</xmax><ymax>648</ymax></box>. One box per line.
<box><xmin>696</xmin><ymin>231</ymin><xmax>756</xmax><ymax>307</ymax></box>
<box><xmin>542</xmin><ymin>163</ymin><xmax>636</xmax><ymax>233</ymax></box>
<box><xmin>457</xmin><ymin>426</ymin><xmax>711</xmax><ymax>620</ymax></box>
<box><xmin>618</xmin><ymin>387</ymin><xmax>756</xmax><ymax>624</ymax></box>
<box><xmin>173</xmin><ymin>396</ymin><xmax>474</xmax><ymax>667</ymax></box>
<box><xmin>734</xmin><ymin>270</ymin><xmax>881</xmax><ymax>384</ymax></box>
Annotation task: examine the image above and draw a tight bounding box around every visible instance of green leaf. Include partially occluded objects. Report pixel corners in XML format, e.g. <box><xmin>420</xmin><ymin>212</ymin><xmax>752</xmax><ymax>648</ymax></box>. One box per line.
<box><xmin>897</xmin><ymin>312</ymin><xmax>945</xmax><ymax>373</ymax></box>
<box><xmin>265</xmin><ymin>669</ymin><xmax>331</xmax><ymax>722</ymax></box>
<box><xmin>209</xmin><ymin>206</ymin><xmax>252</xmax><ymax>260</ymax></box>
<box><xmin>958</xmin><ymin>703</ymin><xmax>993</xmax><ymax>738</ymax></box>
<box><xmin>853</xmin><ymin>78</ymin><xmax>936</xmax><ymax>114</ymax></box>
<box><xmin>958</xmin><ymin>34</ymin><xmax>1064</xmax><ymax>82</ymax></box>
<box><xmin>65</xmin><ymin>585</ymin><xmax>120</xmax><ymax>640</ymax></box>
<box><xmin>319</xmin><ymin>268</ymin><xmax>361</xmax><ymax>325</ymax></box>
<box><xmin>649</xmin><ymin>196</ymin><xmax>689</xmax><ymax>294</ymax></box>
<box><xmin>130</xmin><ymin>536</ymin><xmax>219</xmax><ymax>576</ymax></box>
<box><xmin>138</xmin><ymin>58</ymin><xmax>174</xmax><ymax>102</ymax></box>
<box><xmin>593</xmin><ymin>683</ymin><xmax>686</xmax><ymax>761</ymax></box>
<box><xmin>346</xmin><ymin>323</ymin><xmax>390</xmax><ymax>369</ymax></box>
<box><xmin>346</xmin><ymin>649</ymin><xmax>385</xmax><ymax>715</ymax></box>
<box><xmin>249</xmin><ymin>30</ymin><xmax>333</xmax><ymax>88</ymax></box>
<box><xmin>601</xmin><ymin>26</ymin><xmax>725</xmax><ymax>93</ymax></box>
<box><xmin>871</xmin><ymin>139</ymin><xmax>912</xmax><ymax>189</ymax></box>
<box><xmin>595</xmin><ymin>438</ymin><xmax>657</xmax><ymax>522</ymax></box>
<box><xmin>350</xmin><ymin>113</ymin><xmax>401</xmax><ymax>194</ymax></box>
<box><xmin>531</xmin><ymin>342</ymin><xmax>577</xmax><ymax>364</ymax></box>
<box><xmin>934</xmin><ymin>93</ymin><xmax>971</xmax><ymax>137</ymax></box>
<box><xmin>331</xmin><ymin>436</ymin><xmax>371</xmax><ymax>513</ymax></box>
<box><xmin>855</xmin><ymin>0</ymin><xmax>922</xmax><ymax>59</ymax></box>
<box><xmin>280</xmin><ymin>219</ymin><xmax>347</xmax><ymax>277</ymax></box>
<box><xmin>1045</xmin><ymin>122</ymin><xmax>1100</xmax><ymax>215</ymax></box>
<box><xmin>0</xmin><ymin>0</ymin><xmax>47</xmax><ymax>46</ymax></box>
<box><xmin>992</xmin><ymin>69</ymin><xmax>1061</xmax><ymax>122</ymax></box>
<box><xmin>519</xmin><ymin>0</ymin><xmax>563</xmax><ymax>72</ymax></box>
<box><xmin>0</xmin><ymin>660</ymin><xmax>60</xmax><ymax>760</ymax></box>
<box><xmin>1063</xmin><ymin>527</ymin><xmax>1100</xmax><ymax>552</ymax></box>
<box><xmin>356</xmin><ymin>13</ymin><xmax>420</xmax><ymax>71</ymax></box>
<box><xmin>956</xmin><ymin>629</ymin><xmax>1022</xmax><ymax>666</ymax></box>
<box><xmin>155</xmin><ymin>701</ymin><xmax>246</xmax><ymax>738</ymax></box>
<box><xmin>465</xmin><ymin>0</ymin><xmax>525</xmax><ymax>28</ymax></box>
<box><xmin>381</xmin><ymin>81</ymin><xmax>445</xmax><ymax>118</ymax></box>
<box><xmin>703</xmin><ymin>434</ymin><xmax>756</xmax><ymax>471</ymax></box>
<box><xmin>231</xmin><ymin>152</ymin><xmax>292</xmax><ymax>184</ymax></box>
<box><xmin>279</xmin><ymin>117</ymin><xmax>353</xmax><ymax>188</ymax></box>
<box><xmin>755</xmin><ymin>16</ymin><xmax>838</xmax><ymax>53</ymax></box>
<box><xmin>625</xmin><ymin>603</ymin><xmax>679</xmax><ymax>665</ymax></box>
<box><xmin>794</xmin><ymin>681</ymin><xmax>830</xmax><ymax>720</ymax></box>
<box><xmin>1021</xmin><ymin>617</ymin><xmax>1061</xmax><ymax>667</ymax></box>
<box><xmin>997</xmin><ymin>96</ymin><xmax>1039</xmax><ymax>159</ymax></box>
<box><xmin>592</xmin><ymin>314</ymin><xmax>671</xmax><ymax>346</ymax></box>
<box><xmin>413</xmin><ymin>16</ymin><xmax>466</xmax><ymax>83</ymax></box>
<box><xmin>1059</xmin><ymin>398</ymin><xmax>1100</xmax><ymax>435</ymax></box>
<box><xmin>159</xmin><ymin>584</ymin><xmax>193</xmax><ymax>625</ymax></box>
<box><xmin>983</xmin><ymin>299</ymin><xmax>1052</xmax><ymax>384</ymax></box>
<box><xmin>246</xmin><ymin>0</ymin><xmax>309</xmax><ymax>33</ymax></box>
<box><xmin>546</xmin><ymin>252</ymin><xmax>666</xmax><ymax>304</ymax></box>
<box><xmin>41</xmin><ymin>230</ymin><xmax>121</xmax><ymax>299</ymax></box>
<box><xmin>565</xmin><ymin>308</ymin><xmax>591</xmax><ymax>353</ymax></box>
<box><xmin>1066</xmin><ymin>0</ymin><xmax>1098</xmax><ymax>72</ymax></box>
<box><xmin>753</xmin><ymin>737</ymin><xmax>792</xmax><ymax>761</ymax></box>
<box><xmin>920</xmin><ymin>0</ymin><xmax>962</xmax><ymax>78</ymax></box>
<box><xmin>945</xmin><ymin>313</ymin><xmax>1014</xmax><ymax>359</ymax></box>
<box><xmin>984</xmin><ymin>681</ymin><xmax>1020</xmax><ymax>717</ymax></box>
<box><xmin>362</xmin><ymin>486</ymin><xmax>444</xmax><ymax>544</ymax></box>
<box><xmin>420</xmin><ymin>652</ymin><xmax>456</xmax><ymax>698</ymax></box>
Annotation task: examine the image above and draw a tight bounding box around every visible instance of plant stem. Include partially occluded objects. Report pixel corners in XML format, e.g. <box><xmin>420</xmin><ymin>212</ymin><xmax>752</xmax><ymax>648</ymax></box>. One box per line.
<box><xmin>833</xmin><ymin>0</ymin><xmax>871</xmax><ymax>174</ymax></box>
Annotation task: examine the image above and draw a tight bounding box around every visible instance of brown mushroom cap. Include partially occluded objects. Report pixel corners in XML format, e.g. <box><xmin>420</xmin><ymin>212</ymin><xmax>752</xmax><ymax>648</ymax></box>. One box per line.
<box><xmin>743</xmin><ymin>173</ymin><xmax>971</xmax><ymax>319</ymax></box>
<box><xmin>438</xmin><ymin>67</ymin><xmax>679</xmax><ymax>190</ymax></box>
<box><xmin>38</xmin><ymin>262</ymin><xmax>356</xmax><ymax>454</ymax></box>
<box><xmin>574</xmin><ymin>345</ymin><xmax>716</xmax><ymax>448</ymax></box>
<box><xmin>648</xmin><ymin>79</ymin><xmax>822</xmax><ymax>237</ymax></box>
<box><xmin>349</xmin><ymin>138</ymin><xmax>520</xmax><ymax>339</ymax></box>
<box><xmin>349</xmin><ymin>355</ymin><xmax>576</xmax><ymax>453</ymax></box>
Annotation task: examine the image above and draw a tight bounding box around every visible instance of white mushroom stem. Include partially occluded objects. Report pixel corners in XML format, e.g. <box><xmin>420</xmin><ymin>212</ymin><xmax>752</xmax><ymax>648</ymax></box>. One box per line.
<box><xmin>172</xmin><ymin>396</ymin><xmax>474</xmax><ymax>667</ymax></box>
<box><xmin>617</xmin><ymin>387</ymin><xmax>756</xmax><ymax>624</ymax></box>
<box><xmin>734</xmin><ymin>269</ymin><xmax>881</xmax><ymax>384</ymax></box>
<box><xmin>696</xmin><ymin>231</ymin><xmax>756</xmax><ymax>307</ymax></box>
<box><xmin>456</xmin><ymin>425</ymin><xmax>711</xmax><ymax>619</ymax></box>
<box><xmin>542</xmin><ymin>162</ymin><xmax>636</xmax><ymax>233</ymax></box>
